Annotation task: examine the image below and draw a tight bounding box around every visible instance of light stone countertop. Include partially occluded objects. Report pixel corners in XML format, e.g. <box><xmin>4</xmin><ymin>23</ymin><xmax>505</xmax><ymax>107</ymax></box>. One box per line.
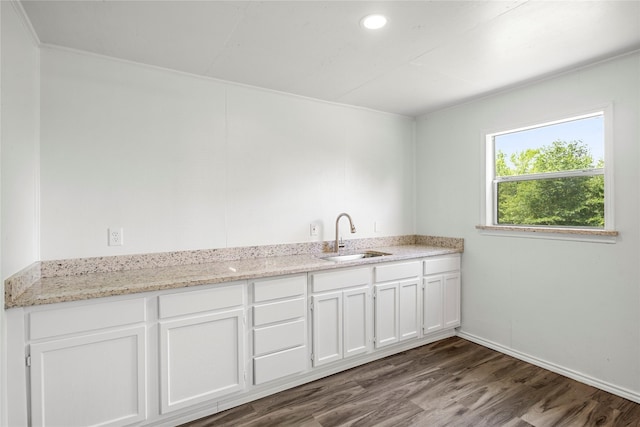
<box><xmin>6</xmin><ymin>244</ymin><xmax>461</xmax><ymax>308</ymax></box>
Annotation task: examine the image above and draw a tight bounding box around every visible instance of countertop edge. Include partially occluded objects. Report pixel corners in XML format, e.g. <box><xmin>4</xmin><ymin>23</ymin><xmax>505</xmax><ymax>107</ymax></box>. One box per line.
<box><xmin>6</xmin><ymin>245</ymin><xmax>462</xmax><ymax>309</ymax></box>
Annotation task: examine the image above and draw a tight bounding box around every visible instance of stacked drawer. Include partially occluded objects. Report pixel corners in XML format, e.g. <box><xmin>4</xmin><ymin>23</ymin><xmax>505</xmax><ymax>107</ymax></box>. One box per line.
<box><xmin>251</xmin><ymin>275</ymin><xmax>308</xmax><ymax>385</ymax></box>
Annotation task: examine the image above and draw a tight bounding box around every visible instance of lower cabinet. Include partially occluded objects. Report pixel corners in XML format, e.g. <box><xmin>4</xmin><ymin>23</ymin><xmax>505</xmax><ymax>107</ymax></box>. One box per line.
<box><xmin>30</xmin><ymin>327</ymin><xmax>147</xmax><ymax>427</ymax></box>
<box><xmin>251</xmin><ymin>275</ymin><xmax>307</xmax><ymax>385</ymax></box>
<box><xmin>443</xmin><ymin>272</ymin><xmax>461</xmax><ymax>328</ymax></box>
<box><xmin>311</xmin><ymin>286</ymin><xmax>371</xmax><ymax>366</ymax></box>
<box><xmin>399</xmin><ymin>279</ymin><xmax>421</xmax><ymax>340</ymax></box>
<box><xmin>423</xmin><ymin>255</ymin><xmax>461</xmax><ymax>335</ymax></box>
<box><xmin>13</xmin><ymin>254</ymin><xmax>461</xmax><ymax>426</ymax></box>
<box><xmin>373</xmin><ymin>261</ymin><xmax>422</xmax><ymax>348</ymax></box>
<box><xmin>374</xmin><ymin>282</ymin><xmax>400</xmax><ymax>347</ymax></box>
<box><xmin>158</xmin><ymin>283</ymin><xmax>246</xmax><ymax>414</ymax></box>
<box><xmin>343</xmin><ymin>287</ymin><xmax>370</xmax><ymax>358</ymax></box>
<box><xmin>310</xmin><ymin>267</ymin><xmax>372</xmax><ymax>367</ymax></box>
<box><xmin>423</xmin><ymin>274</ymin><xmax>445</xmax><ymax>333</ymax></box>
<box><xmin>374</xmin><ymin>280</ymin><xmax>421</xmax><ymax>347</ymax></box>
<box><xmin>311</xmin><ymin>290</ymin><xmax>343</xmax><ymax>366</ymax></box>
<box><xmin>27</xmin><ymin>299</ymin><xmax>147</xmax><ymax>427</ymax></box>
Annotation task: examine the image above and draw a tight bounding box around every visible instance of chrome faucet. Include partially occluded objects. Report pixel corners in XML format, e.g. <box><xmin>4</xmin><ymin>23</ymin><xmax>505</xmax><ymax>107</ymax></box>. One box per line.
<box><xmin>335</xmin><ymin>213</ymin><xmax>356</xmax><ymax>252</ymax></box>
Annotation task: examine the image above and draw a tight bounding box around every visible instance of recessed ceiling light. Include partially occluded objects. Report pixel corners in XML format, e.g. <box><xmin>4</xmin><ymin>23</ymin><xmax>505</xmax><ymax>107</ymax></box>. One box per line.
<box><xmin>361</xmin><ymin>14</ymin><xmax>387</xmax><ymax>30</ymax></box>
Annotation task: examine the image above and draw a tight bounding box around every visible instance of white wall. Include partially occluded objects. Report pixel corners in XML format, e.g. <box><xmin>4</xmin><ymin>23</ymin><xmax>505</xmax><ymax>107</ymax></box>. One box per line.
<box><xmin>1</xmin><ymin>2</ymin><xmax>39</xmax><ymax>280</ymax></box>
<box><xmin>416</xmin><ymin>52</ymin><xmax>640</xmax><ymax>397</ymax></box>
<box><xmin>1</xmin><ymin>1</ymin><xmax>40</xmax><ymax>425</ymax></box>
<box><xmin>39</xmin><ymin>47</ymin><xmax>415</xmax><ymax>260</ymax></box>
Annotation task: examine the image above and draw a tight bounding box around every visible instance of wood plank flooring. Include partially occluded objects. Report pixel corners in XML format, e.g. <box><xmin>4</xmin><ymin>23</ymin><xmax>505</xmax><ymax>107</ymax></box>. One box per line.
<box><xmin>184</xmin><ymin>337</ymin><xmax>640</xmax><ymax>427</ymax></box>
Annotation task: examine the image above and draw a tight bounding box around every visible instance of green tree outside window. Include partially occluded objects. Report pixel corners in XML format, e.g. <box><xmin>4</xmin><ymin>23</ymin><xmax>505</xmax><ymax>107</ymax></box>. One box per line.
<box><xmin>495</xmin><ymin>140</ymin><xmax>604</xmax><ymax>227</ymax></box>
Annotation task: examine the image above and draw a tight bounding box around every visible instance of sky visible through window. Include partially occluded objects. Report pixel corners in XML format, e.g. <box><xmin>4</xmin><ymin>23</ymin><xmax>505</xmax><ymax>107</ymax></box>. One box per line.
<box><xmin>495</xmin><ymin>114</ymin><xmax>604</xmax><ymax>170</ymax></box>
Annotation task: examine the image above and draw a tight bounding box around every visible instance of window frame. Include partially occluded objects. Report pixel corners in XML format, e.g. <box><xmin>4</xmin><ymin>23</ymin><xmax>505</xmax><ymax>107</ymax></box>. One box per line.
<box><xmin>480</xmin><ymin>106</ymin><xmax>616</xmax><ymax>242</ymax></box>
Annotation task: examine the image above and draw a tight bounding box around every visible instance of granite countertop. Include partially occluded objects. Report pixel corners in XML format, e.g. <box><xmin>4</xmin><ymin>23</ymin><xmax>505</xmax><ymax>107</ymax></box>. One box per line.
<box><xmin>6</xmin><ymin>244</ymin><xmax>461</xmax><ymax>308</ymax></box>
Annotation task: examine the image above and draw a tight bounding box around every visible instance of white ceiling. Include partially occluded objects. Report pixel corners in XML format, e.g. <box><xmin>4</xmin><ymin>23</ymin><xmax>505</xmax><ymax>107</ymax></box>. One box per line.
<box><xmin>19</xmin><ymin>0</ymin><xmax>640</xmax><ymax>117</ymax></box>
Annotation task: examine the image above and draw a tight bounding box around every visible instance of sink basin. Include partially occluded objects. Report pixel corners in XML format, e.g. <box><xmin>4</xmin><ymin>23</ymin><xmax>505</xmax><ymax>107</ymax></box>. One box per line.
<box><xmin>320</xmin><ymin>251</ymin><xmax>391</xmax><ymax>262</ymax></box>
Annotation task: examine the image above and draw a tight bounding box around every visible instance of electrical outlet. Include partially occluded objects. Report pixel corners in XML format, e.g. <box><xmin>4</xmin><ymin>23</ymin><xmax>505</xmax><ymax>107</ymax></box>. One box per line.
<box><xmin>108</xmin><ymin>227</ymin><xmax>124</xmax><ymax>246</ymax></box>
<box><xmin>310</xmin><ymin>223</ymin><xmax>319</xmax><ymax>236</ymax></box>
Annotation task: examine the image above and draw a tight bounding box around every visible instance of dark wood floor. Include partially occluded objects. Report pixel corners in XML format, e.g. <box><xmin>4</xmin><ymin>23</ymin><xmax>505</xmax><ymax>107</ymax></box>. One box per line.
<box><xmin>184</xmin><ymin>337</ymin><xmax>640</xmax><ymax>427</ymax></box>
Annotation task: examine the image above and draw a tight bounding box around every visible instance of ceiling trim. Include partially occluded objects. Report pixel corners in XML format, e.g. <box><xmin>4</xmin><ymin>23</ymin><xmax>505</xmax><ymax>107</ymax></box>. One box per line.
<box><xmin>417</xmin><ymin>47</ymin><xmax>640</xmax><ymax>118</ymax></box>
<box><xmin>38</xmin><ymin>42</ymin><xmax>415</xmax><ymax>121</ymax></box>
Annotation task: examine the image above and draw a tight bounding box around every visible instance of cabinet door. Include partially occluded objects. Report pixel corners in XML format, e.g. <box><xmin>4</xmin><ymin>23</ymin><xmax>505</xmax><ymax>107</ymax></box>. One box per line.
<box><xmin>443</xmin><ymin>272</ymin><xmax>461</xmax><ymax>329</ymax></box>
<box><xmin>374</xmin><ymin>283</ymin><xmax>399</xmax><ymax>348</ymax></box>
<box><xmin>423</xmin><ymin>275</ymin><xmax>444</xmax><ymax>334</ymax></box>
<box><xmin>399</xmin><ymin>279</ymin><xmax>420</xmax><ymax>341</ymax></box>
<box><xmin>343</xmin><ymin>287</ymin><xmax>370</xmax><ymax>358</ymax></box>
<box><xmin>160</xmin><ymin>308</ymin><xmax>245</xmax><ymax>413</ymax></box>
<box><xmin>312</xmin><ymin>292</ymin><xmax>343</xmax><ymax>367</ymax></box>
<box><xmin>30</xmin><ymin>327</ymin><xmax>147</xmax><ymax>427</ymax></box>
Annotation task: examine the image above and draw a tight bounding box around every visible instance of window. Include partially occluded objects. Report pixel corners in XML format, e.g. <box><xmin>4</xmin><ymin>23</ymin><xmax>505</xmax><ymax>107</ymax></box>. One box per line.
<box><xmin>484</xmin><ymin>110</ymin><xmax>612</xmax><ymax>232</ymax></box>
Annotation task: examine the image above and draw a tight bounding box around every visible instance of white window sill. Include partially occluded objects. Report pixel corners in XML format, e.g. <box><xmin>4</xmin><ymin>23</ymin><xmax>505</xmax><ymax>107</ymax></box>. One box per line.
<box><xmin>476</xmin><ymin>225</ymin><xmax>618</xmax><ymax>243</ymax></box>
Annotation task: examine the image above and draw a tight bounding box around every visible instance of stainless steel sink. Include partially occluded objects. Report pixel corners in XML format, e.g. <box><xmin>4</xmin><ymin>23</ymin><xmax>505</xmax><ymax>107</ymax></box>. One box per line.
<box><xmin>320</xmin><ymin>251</ymin><xmax>391</xmax><ymax>262</ymax></box>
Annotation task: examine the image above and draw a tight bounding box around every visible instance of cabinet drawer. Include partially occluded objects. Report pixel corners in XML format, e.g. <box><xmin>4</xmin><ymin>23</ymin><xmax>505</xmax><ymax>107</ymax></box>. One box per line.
<box><xmin>254</xmin><ymin>346</ymin><xmax>307</xmax><ymax>385</ymax></box>
<box><xmin>29</xmin><ymin>298</ymin><xmax>146</xmax><ymax>341</ymax></box>
<box><xmin>374</xmin><ymin>261</ymin><xmax>421</xmax><ymax>283</ymax></box>
<box><xmin>159</xmin><ymin>283</ymin><xmax>244</xmax><ymax>319</ymax></box>
<box><xmin>253</xmin><ymin>297</ymin><xmax>305</xmax><ymax>326</ymax></box>
<box><xmin>254</xmin><ymin>319</ymin><xmax>305</xmax><ymax>356</ymax></box>
<box><xmin>424</xmin><ymin>255</ymin><xmax>460</xmax><ymax>275</ymax></box>
<box><xmin>311</xmin><ymin>267</ymin><xmax>370</xmax><ymax>293</ymax></box>
<box><xmin>253</xmin><ymin>275</ymin><xmax>306</xmax><ymax>303</ymax></box>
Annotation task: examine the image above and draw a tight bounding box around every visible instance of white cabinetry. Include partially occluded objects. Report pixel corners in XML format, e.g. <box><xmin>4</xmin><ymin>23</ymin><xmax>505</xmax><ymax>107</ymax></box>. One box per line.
<box><xmin>10</xmin><ymin>252</ymin><xmax>462</xmax><ymax>426</ymax></box>
<box><xmin>443</xmin><ymin>272</ymin><xmax>461</xmax><ymax>328</ymax></box>
<box><xmin>158</xmin><ymin>283</ymin><xmax>246</xmax><ymax>413</ymax></box>
<box><xmin>27</xmin><ymin>298</ymin><xmax>147</xmax><ymax>427</ymax></box>
<box><xmin>423</xmin><ymin>275</ymin><xmax>444</xmax><ymax>333</ymax></box>
<box><xmin>310</xmin><ymin>290</ymin><xmax>342</xmax><ymax>366</ymax></box>
<box><xmin>251</xmin><ymin>275</ymin><xmax>307</xmax><ymax>385</ymax></box>
<box><xmin>373</xmin><ymin>282</ymin><xmax>399</xmax><ymax>347</ymax></box>
<box><xmin>310</xmin><ymin>267</ymin><xmax>371</xmax><ymax>367</ymax></box>
<box><xmin>423</xmin><ymin>255</ymin><xmax>461</xmax><ymax>335</ymax></box>
<box><xmin>343</xmin><ymin>287</ymin><xmax>370</xmax><ymax>357</ymax></box>
<box><xmin>373</xmin><ymin>261</ymin><xmax>421</xmax><ymax>348</ymax></box>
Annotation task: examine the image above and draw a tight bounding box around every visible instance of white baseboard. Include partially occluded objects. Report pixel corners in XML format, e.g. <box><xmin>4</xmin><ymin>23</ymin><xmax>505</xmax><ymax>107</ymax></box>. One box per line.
<box><xmin>457</xmin><ymin>330</ymin><xmax>640</xmax><ymax>405</ymax></box>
